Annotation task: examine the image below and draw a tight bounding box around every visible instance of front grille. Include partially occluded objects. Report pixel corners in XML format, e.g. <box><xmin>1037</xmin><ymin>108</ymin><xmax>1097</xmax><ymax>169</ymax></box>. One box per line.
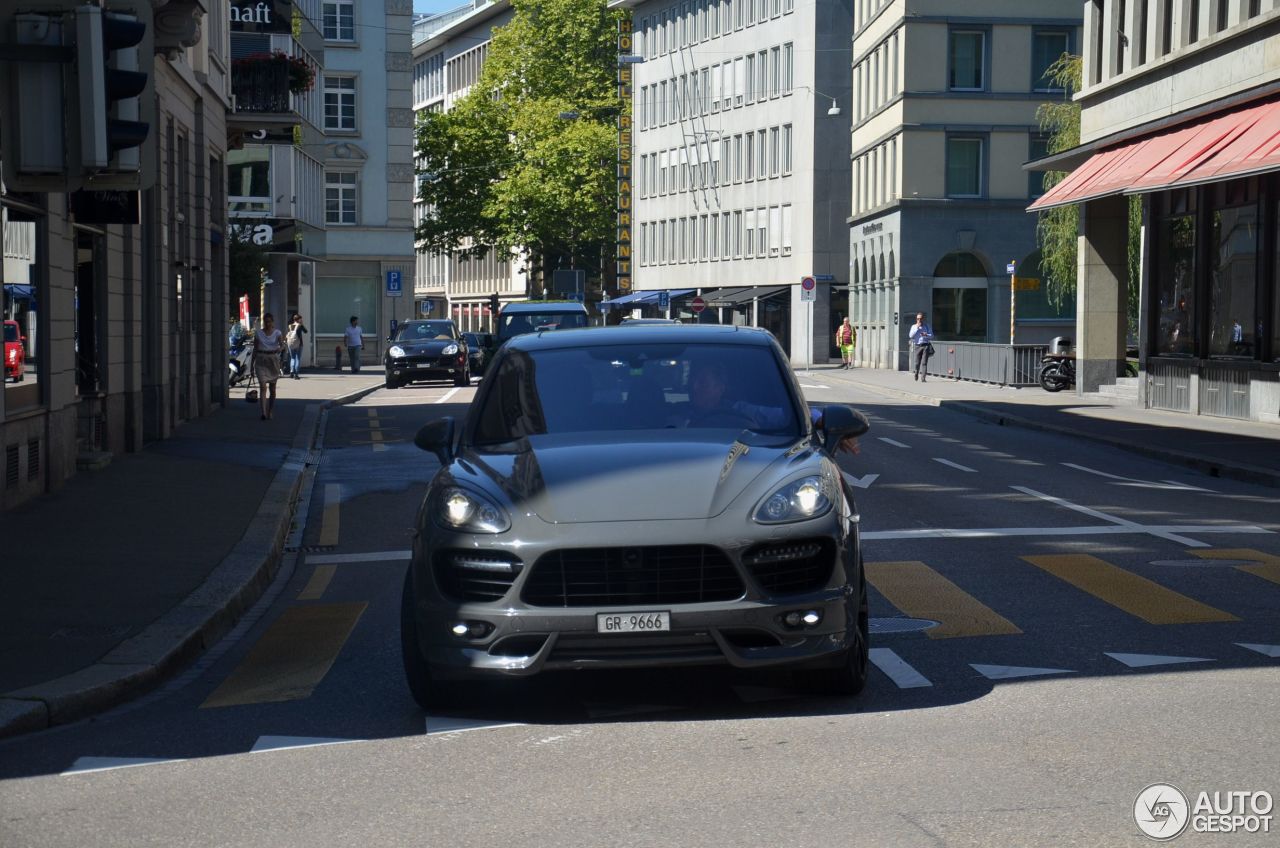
<box><xmin>742</xmin><ymin>539</ymin><xmax>836</xmax><ymax>596</ymax></box>
<box><xmin>523</xmin><ymin>545</ymin><xmax>744</xmax><ymax>607</ymax></box>
<box><xmin>548</xmin><ymin>632</ymin><xmax>721</xmax><ymax>664</ymax></box>
<box><xmin>433</xmin><ymin>550</ymin><xmax>523</xmax><ymax>602</ymax></box>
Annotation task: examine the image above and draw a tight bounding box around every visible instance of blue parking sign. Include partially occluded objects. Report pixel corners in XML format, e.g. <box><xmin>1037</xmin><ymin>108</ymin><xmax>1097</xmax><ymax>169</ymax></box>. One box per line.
<box><xmin>386</xmin><ymin>270</ymin><xmax>403</xmax><ymax>297</ymax></box>
<box><xmin>658</xmin><ymin>291</ymin><xmax>670</xmax><ymax>309</ymax></box>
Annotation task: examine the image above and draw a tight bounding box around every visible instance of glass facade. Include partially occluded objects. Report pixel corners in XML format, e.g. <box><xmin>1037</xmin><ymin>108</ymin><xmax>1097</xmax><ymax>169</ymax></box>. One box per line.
<box><xmin>1206</xmin><ymin>182</ymin><xmax>1258</xmax><ymax>359</ymax></box>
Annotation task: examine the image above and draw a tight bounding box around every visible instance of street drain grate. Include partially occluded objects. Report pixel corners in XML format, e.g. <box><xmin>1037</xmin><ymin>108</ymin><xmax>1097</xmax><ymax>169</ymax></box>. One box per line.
<box><xmin>869</xmin><ymin>617</ymin><xmax>938</xmax><ymax>634</ymax></box>
<box><xmin>1149</xmin><ymin>559</ymin><xmax>1260</xmax><ymax>568</ymax></box>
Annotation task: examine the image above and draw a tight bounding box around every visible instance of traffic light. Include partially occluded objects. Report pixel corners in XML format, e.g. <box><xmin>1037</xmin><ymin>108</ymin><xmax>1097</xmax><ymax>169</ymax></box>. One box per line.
<box><xmin>489</xmin><ymin>293</ymin><xmax>501</xmax><ymax>314</ymax></box>
<box><xmin>75</xmin><ymin>3</ymin><xmax>152</xmax><ymax>181</ymax></box>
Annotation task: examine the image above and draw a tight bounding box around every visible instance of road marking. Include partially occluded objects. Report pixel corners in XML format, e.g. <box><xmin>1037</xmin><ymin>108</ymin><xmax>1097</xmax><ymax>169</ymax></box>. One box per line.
<box><xmin>1191</xmin><ymin>548</ymin><xmax>1280</xmax><ymax>587</ymax></box>
<box><xmin>865</xmin><ymin>561</ymin><xmax>1022</xmax><ymax>639</ymax></box>
<box><xmin>200</xmin><ymin>603</ymin><xmax>367</xmax><ymax>708</ymax></box>
<box><xmin>370</xmin><ymin>428</ymin><xmax>387</xmax><ymax>452</ymax></box>
<box><xmin>798</xmin><ymin>383</ymin><xmax>831</xmax><ymax>390</ymax></box>
<box><xmin>971</xmin><ymin>663</ymin><xmax>1074</xmax><ymax>681</ymax></box>
<box><xmin>1105</xmin><ymin>652</ymin><xmax>1213</xmax><ymax>668</ymax></box>
<box><xmin>297</xmin><ymin>564</ymin><xmax>336</xmax><ymax>601</ymax></box>
<box><xmin>318</xmin><ymin>483</ymin><xmax>341</xmax><ymax>547</ymax></box>
<box><xmin>1021</xmin><ymin>554</ymin><xmax>1239</xmax><ymax>625</ymax></box>
<box><xmin>250</xmin><ymin>736</ymin><xmax>361</xmax><ymax>753</ymax></box>
<box><xmin>63</xmin><ymin>757</ymin><xmax>184</xmax><ymax>776</ymax></box>
<box><xmin>861</xmin><ymin>524</ymin><xmax>1271</xmax><ymax>541</ymax></box>
<box><xmin>841</xmin><ymin>470</ymin><xmax>879</xmax><ymax>489</ymax></box>
<box><xmin>1011</xmin><ymin>485</ymin><xmax>1211</xmax><ymax>547</ymax></box>
<box><xmin>868</xmin><ymin>648</ymin><xmax>933</xmax><ymax>688</ymax></box>
<box><xmin>425</xmin><ymin>716</ymin><xmax>525</xmax><ymax>735</ymax></box>
<box><xmin>305</xmin><ymin>549</ymin><xmax>412</xmax><ymax>565</ymax></box>
<box><xmin>932</xmin><ymin>457</ymin><xmax>977</xmax><ymax>472</ymax></box>
<box><xmin>1061</xmin><ymin>463</ymin><xmax>1213</xmax><ymax>492</ymax></box>
<box><xmin>1236</xmin><ymin>643</ymin><xmax>1280</xmax><ymax>658</ymax></box>
<box><xmin>878</xmin><ymin>437</ymin><xmax>910</xmax><ymax>448</ymax></box>
<box><xmin>437</xmin><ymin>387</ymin><xmax>461</xmax><ymax>404</ymax></box>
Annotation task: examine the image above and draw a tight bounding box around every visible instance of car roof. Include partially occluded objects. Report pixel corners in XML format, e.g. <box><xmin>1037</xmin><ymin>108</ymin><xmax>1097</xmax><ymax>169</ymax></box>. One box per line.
<box><xmin>499</xmin><ymin>301</ymin><xmax>588</xmax><ymax>314</ymax></box>
<box><xmin>503</xmin><ymin>323</ymin><xmax>775</xmax><ymax>351</ymax></box>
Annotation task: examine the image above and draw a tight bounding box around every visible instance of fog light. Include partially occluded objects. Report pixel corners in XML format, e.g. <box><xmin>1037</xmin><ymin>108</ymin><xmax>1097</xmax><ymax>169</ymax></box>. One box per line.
<box><xmin>801</xmin><ymin>610</ymin><xmax>821</xmax><ymax>626</ymax></box>
<box><xmin>784</xmin><ymin>611</ymin><xmax>802</xmax><ymax>627</ymax></box>
<box><xmin>451</xmin><ymin>622</ymin><xmax>470</xmax><ymax>636</ymax></box>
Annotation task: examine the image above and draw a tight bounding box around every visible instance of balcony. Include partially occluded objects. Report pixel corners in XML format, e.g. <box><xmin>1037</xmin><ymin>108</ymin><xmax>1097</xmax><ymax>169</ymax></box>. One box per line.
<box><xmin>228</xmin><ymin>51</ymin><xmax>317</xmax><ymax>135</ymax></box>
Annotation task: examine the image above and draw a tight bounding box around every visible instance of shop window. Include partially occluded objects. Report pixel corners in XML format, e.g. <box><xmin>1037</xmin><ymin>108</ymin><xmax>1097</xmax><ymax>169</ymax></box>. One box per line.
<box><xmin>1014</xmin><ymin>251</ymin><xmax>1073</xmax><ymax>320</ymax></box>
<box><xmin>1207</xmin><ymin>182</ymin><xmax>1258</xmax><ymax>359</ymax></box>
<box><xmin>1154</xmin><ymin>209</ymin><xmax>1197</xmax><ymax>356</ymax></box>
<box><xmin>316</xmin><ymin>276</ymin><xmax>378</xmax><ymax>335</ymax></box>
<box><xmin>3</xmin><ymin>196</ymin><xmax>44</xmax><ymax>410</ymax></box>
<box><xmin>932</xmin><ymin>287</ymin><xmax>988</xmax><ymax>341</ymax></box>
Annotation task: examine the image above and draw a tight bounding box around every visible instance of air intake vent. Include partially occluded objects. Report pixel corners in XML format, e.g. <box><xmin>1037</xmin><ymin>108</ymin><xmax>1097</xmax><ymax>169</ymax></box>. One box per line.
<box><xmin>523</xmin><ymin>545</ymin><xmax>744</xmax><ymax>607</ymax></box>
<box><xmin>743</xmin><ymin>539</ymin><xmax>835</xmax><ymax>596</ymax></box>
<box><xmin>27</xmin><ymin>439</ymin><xmax>39</xmax><ymax>481</ymax></box>
<box><xmin>433</xmin><ymin>550</ymin><xmax>523</xmax><ymax>602</ymax></box>
<box><xmin>5</xmin><ymin>444</ymin><xmax>18</xmax><ymax>487</ymax></box>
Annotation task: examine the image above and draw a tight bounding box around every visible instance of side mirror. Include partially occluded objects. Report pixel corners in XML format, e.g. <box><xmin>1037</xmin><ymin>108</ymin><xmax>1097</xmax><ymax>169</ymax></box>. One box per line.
<box><xmin>818</xmin><ymin>404</ymin><xmax>869</xmax><ymax>454</ymax></box>
<box><xmin>414</xmin><ymin>417</ymin><xmax>456</xmax><ymax>465</ymax></box>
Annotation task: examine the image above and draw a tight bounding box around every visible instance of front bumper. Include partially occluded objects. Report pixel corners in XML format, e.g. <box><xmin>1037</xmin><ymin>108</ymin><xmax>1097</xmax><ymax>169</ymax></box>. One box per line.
<box><xmin>407</xmin><ymin>513</ymin><xmax>860</xmax><ymax>679</ymax></box>
<box><xmin>386</xmin><ymin>357</ymin><xmax>463</xmax><ymax>380</ymax></box>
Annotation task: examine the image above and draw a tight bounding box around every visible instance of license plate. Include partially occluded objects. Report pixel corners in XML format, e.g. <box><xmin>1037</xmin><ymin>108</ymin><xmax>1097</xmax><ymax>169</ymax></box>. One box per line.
<box><xmin>596</xmin><ymin>611</ymin><xmax>670</xmax><ymax>633</ymax></box>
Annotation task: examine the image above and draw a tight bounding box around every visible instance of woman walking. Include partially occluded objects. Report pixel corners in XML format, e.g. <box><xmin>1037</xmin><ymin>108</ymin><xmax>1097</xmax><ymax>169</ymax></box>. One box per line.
<box><xmin>835</xmin><ymin>317</ymin><xmax>856</xmax><ymax>369</ymax></box>
<box><xmin>253</xmin><ymin>313</ymin><xmax>284</xmax><ymax>419</ymax></box>
<box><xmin>286</xmin><ymin>313</ymin><xmax>308</xmax><ymax>379</ymax></box>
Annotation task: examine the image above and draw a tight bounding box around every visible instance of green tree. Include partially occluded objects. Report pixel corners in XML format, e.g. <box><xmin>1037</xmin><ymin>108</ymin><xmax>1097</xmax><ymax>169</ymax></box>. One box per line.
<box><xmin>1035</xmin><ymin>54</ymin><xmax>1140</xmax><ymax>337</ymax></box>
<box><xmin>414</xmin><ymin>0</ymin><xmax>624</xmax><ymax>293</ymax></box>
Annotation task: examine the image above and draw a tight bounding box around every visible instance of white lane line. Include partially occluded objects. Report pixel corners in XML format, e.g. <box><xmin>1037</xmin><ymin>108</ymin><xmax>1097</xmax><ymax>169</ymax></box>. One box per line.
<box><xmin>861</xmin><ymin>524</ymin><xmax>1271</xmax><ymax>541</ymax></box>
<box><xmin>1062</xmin><ymin>463</ymin><xmax>1214</xmax><ymax>492</ymax></box>
<box><xmin>63</xmin><ymin>757</ymin><xmax>184</xmax><ymax>776</ymax></box>
<box><xmin>868</xmin><ymin>648</ymin><xmax>932</xmax><ymax>689</ymax></box>
<box><xmin>1011</xmin><ymin>485</ymin><xmax>1210</xmax><ymax>547</ymax></box>
<box><xmin>971</xmin><ymin>664</ymin><xmax>1074</xmax><ymax>681</ymax></box>
<box><xmin>841</xmin><ymin>470</ymin><xmax>879</xmax><ymax>489</ymax></box>
<box><xmin>425</xmin><ymin>716</ymin><xmax>525</xmax><ymax>735</ymax></box>
<box><xmin>251</xmin><ymin>736</ymin><xmax>362</xmax><ymax>753</ymax></box>
<box><xmin>1104</xmin><ymin>652</ymin><xmax>1213</xmax><ymax>669</ymax></box>
<box><xmin>798</xmin><ymin>383</ymin><xmax>831</xmax><ymax>390</ymax></box>
<box><xmin>304</xmin><ymin>550</ymin><xmax>412</xmax><ymax>565</ymax></box>
<box><xmin>932</xmin><ymin>457</ymin><xmax>977</xmax><ymax>473</ymax></box>
<box><xmin>436</xmin><ymin>387</ymin><xmax>461</xmax><ymax>404</ymax></box>
<box><xmin>878</xmin><ymin>437</ymin><xmax>910</xmax><ymax>448</ymax></box>
<box><xmin>1236</xmin><ymin>643</ymin><xmax>1280</xmax><ymax>658</ymax></box>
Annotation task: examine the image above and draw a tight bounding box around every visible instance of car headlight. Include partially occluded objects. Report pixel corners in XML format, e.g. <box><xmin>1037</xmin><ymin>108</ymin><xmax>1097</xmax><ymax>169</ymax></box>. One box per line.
<box><xmin>754</xmin><ymin>474</ymin><xmax>834</xmax><ymax>524</ymax></box>
<box><xmin>441</xmin><ymin>343</ymin><xmax>459</xmax><ymax>356</ymax></box>
<box><xmin>435</xmin><ymin>486</ymin><xmax>510</xmax><ymax>534</ymax></box>
<box><xmin>389</xmin><ymin>345</ymin><xmax>406</xmax><ymax>358</ymax></box>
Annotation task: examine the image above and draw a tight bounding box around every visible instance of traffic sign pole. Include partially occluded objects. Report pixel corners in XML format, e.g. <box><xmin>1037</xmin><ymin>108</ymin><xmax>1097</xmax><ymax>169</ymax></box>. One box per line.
<box><xmin>1007</xmin><ymin>260</ymin><xmax>1016</xmax><ymax>345</ymax></box>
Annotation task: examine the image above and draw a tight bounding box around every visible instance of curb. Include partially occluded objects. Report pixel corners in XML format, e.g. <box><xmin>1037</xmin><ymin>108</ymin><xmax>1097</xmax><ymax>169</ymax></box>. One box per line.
<box><xmin>0</xmin><ymin>380</ymin><xmax>384</xmax><ymax>740</ymax></box>
<box><xmin>829</xmin><ymin>371</ymin><xmax>1280</xmax><ymax>490</ymax></box>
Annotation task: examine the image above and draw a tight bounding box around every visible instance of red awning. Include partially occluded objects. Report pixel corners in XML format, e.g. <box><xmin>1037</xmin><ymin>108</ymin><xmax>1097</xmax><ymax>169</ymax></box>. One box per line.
<box><xmin>1029</xmin><ymin>96</ymin><xmax>1280</xmax><ymax>211</ymax></box>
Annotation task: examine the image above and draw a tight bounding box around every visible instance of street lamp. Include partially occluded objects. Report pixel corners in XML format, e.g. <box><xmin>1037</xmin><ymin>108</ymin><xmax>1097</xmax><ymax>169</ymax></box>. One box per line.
<box><xmin>795</xmin><ymin>85</ymin><xmax>843</xmax><ymax>117</ymax></box>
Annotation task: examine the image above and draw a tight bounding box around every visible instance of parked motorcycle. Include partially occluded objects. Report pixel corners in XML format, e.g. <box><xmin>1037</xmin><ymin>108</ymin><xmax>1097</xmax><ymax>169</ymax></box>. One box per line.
<box><xmin>228</xmin><ymin>339</ymin><xmax>254</xmax><ymax>387</ymax></box>
<box><xmin>1038</xmin><ymin>353</ymin><xmax>1076</xmax><ymax>392</ymax></box>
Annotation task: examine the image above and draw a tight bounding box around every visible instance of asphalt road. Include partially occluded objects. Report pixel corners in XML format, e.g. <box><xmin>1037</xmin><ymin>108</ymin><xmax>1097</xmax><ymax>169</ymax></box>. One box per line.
<box><xmin>1</xmin><ymin>378</ymin><xmax>1277</xmax><ymax>847</ymax></box>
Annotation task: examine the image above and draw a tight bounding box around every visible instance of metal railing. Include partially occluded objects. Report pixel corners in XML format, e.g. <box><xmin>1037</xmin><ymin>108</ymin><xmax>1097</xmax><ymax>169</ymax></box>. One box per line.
<box><xmin>231</xmin><ymin>61</ymin><xmax>291</xmax><ymax>114</ymax></box>
<box><xmin>924</xmin><ymin>341</ymin><xmax>1049</xmax><ymax>387</ymax></box>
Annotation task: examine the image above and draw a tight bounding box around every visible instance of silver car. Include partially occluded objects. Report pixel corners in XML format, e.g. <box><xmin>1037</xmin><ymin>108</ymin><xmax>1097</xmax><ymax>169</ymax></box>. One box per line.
<box><xmin>400</xmin><ymin>324</ymin><xmax>870</xmax><ymax>708</ymax></box>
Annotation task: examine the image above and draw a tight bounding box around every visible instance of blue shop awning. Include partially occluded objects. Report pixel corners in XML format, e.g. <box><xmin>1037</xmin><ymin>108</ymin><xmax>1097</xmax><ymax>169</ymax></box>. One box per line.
<box><xmin>600</xmin><ymin>288</ymin><xmax>693</xmax><ymax>309</ymax></box>
<box><xmin>3</xmin><ymin>284</ymin><xmax>35</xmax><ymax>300</ymax></box>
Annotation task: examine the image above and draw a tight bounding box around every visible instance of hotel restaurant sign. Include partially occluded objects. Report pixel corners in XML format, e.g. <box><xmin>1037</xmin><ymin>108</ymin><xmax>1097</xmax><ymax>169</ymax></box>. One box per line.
<box><xmin>616</xmin><ymin>17</ymin><xmax>633</xmax><ymax>293</ymax></box>
<box><xmin>229</xmin><ymin>0</ymin><xmax>293</xmax><ymax>33</ymax></box>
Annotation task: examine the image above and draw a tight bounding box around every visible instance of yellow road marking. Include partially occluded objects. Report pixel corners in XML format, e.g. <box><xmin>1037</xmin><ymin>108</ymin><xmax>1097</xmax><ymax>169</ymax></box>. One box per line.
<box><xmin>1191</xmin><ymin>548</ymin><xmax>1280</xmax><ymax>588</ymax></box>
<box><xmin>1022</xmin><ymin>554</ymin><xmax>1238</xmax><ymax>624</ymax></box>
<box><xmin>865</xmin><ymin>561</ymin><xmax>1022</xmax><ymax>639</ymax></box>
<box><xmin>367</xmin><ymin>409</ymin><xmax>376</xmax><ymax>419</ymax></box>
<box><xmin>297</xmin><ymin>564</ymin><xmax>337</xmax><ymax>601</ymax></box>
<box><xmin>319</xmin><ymin>483</ymin><xmax>340</xmax><ymax>547</ymax></box>
<box><xmin>200</xmin><ymin>603</ymin><xmax>367</xmax><ymax>708</ymax></box>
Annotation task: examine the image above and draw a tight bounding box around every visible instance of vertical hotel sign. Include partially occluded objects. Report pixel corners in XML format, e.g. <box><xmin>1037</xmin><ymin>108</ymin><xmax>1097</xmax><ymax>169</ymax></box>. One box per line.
<box><xmin>616</xmin><ymin>17</ymin><xmax>633</xmax><ymax>292</ymax></box>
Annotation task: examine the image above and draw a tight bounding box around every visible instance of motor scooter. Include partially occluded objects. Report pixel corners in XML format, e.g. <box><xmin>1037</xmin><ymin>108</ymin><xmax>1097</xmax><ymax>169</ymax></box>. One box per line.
<box><xmin>1038</xmin><ymin>352</ymin><xmax>1076</xmax><ymax>392</ymax></box>
<box><xmin>228</xmin><ymin>339</ymin><xmax>254</xmax><ymax>387</ymax></box>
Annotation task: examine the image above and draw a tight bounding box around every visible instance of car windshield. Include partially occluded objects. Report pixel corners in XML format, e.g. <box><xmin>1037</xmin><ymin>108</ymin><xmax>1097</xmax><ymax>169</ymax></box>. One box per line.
<box><xmin>394</xmin><ymin>321</ymin><xmax>455</xmax><ymax>341</ymax></box>
<box><xmin>498</xmin><ymin>311</ymin><xmax>588</xmax><ymax>339</ymax></box>
<box><xmin>471</xmin><ymin>342</ymin><xmax>802</xmax><ymax>445</ymax></box>
<box><xmin>3</xmin><ymin>323</ymin><xmax>17</xmax><ymax>342</ymax></box>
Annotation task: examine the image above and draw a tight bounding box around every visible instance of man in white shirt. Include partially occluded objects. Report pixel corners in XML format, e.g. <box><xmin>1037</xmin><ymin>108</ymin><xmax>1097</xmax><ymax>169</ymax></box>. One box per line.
<box><xmin>343</xmin><ymin>316</ymin><xmax>364</xmax><ymax>372</ymax></box>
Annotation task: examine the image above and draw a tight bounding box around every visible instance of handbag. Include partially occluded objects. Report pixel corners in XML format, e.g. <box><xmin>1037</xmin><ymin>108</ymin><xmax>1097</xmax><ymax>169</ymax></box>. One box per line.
<box><xmin>925</xmin><ymin>342</ymin><xmax>936</xmax><ymax>357</ymax></box>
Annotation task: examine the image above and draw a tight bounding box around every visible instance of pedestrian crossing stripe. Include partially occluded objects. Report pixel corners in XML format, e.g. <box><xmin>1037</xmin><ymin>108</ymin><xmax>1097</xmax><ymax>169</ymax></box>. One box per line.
<box><xmin>1021</xmin><ymin>554</ymin><xmax>1239</xmax><ymax>625</ymax></box>
<box><xmin>865</xmin><ymin>561</ymin><xmax>1022</xmax><ymax>638</ymax></box>
<box><xmin>1191</xmin><ymin>548</ymin><xmax>1280</xmax><ymax>588</ymax></box>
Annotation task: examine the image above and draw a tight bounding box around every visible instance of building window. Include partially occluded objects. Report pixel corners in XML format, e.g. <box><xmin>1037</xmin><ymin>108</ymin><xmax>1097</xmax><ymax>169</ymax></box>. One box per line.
<box><xmin>782</xmin><ymin>43</ymin><xmax>793</xmax><ymax>93</ymax></box>
<box><xmin>325</xmin><ymin>171</ymin><xmax>358</xmax><ymax>224</ymax></box>
<box><xmin>1155</xmin><ymin>190</ymin><xmax>1198</xmax><ymax>356</ymax></box>
<box><xmin>949</xmin><ymin>29</ymin><xmax>985</xmax><ymax>91</ymax></box>
<box><xmin>781</xmin><ymin>124</ymin><xmax>792</xmax><ymax>174</ymax></box>
<box><xmin>743</xmin><ymin>132</ymin><xmax>754</xmax><ymax>181</ymax></box>
<box><xmin>322</xmin><ymin>0</ymin><xmax>355</xmax><ymax>42</ymax></box>
<box><xmin>1207</xmin><ymin>180</ymin><xmax>1259</xmax><ymax>359</ymax></box>
<box><xmin>1028</xmin><ymin>135</ymin><xmax>1050</xmax><ymax>198</ymax></box>
<box><xmin>769</xmin><ymin>126</ymin><xmax>780</xmax><ymax>177</ymax></box>
<box><xmin>756</xmin><ymin>129</ymin><xmax>767</xmax><ymax>180</ymax></box>
<box><xmin>781</xmin><ymin>204</ymin><xmax>792</xmax><ymax>255</ymax></box>
<box><xmin>323</xmin><ymin>75</ymin><xmax>357</xmax><ymax>131</ymax></box>
<box><xmin>1032</xmin><ymin>29</ymin><xmax>1070</xmax><ymax>91</ymax></box>
<box><xmin>227</xmin><ymin>147</ymin><xmax>272</xmax><ymax>215</ymax></box>
<box><xmin>946</xmin><ymin>136</ymin><xmax>984</xmax><ymax>197</ymax></box>
<box><xmin>743</xmin><ymin>209</ymin><xmax>754</xmax><ymax>256</ymax></box>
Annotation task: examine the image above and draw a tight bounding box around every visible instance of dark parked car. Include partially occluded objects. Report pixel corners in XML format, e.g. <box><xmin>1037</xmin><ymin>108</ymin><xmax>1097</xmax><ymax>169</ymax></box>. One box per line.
<box><xmin>462</xmin><ymin>331</ymin><xmax>494</xmax><ymax>375</ymax></box>
<box><xmin>400</xmin><ymin>324</ymin><xmax>871</xmax><ymax>708</ymax></box>
<box><xmin>384</xmin><ymin>319</ymin><xmax>470</xmax><ymax>388</ymax></box>
<box><xmin>4</xmin><ymin>320</ymin><xmax>25</xmax><ymax>382</ymax></box>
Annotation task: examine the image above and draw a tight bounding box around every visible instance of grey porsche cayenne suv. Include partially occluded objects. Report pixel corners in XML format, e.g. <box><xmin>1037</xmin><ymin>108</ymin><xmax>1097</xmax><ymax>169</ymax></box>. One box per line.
<box><xmin>401</xmin><ymin>324</ymin><xmax>871</xmax><ymax>708</ymax></box>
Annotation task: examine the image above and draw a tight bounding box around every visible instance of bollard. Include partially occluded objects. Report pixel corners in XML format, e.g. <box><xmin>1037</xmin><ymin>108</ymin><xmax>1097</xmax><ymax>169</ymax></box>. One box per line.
<box><xmin>335</xmin><ymin>345</ymin><xmax>343</xmax><ymax>370</ymax></box>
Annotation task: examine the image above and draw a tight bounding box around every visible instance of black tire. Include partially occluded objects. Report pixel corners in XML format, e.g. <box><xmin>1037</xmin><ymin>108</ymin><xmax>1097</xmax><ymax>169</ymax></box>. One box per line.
<box><xmin>454</xmin><ymin>365</ymin><xmax>470</xmax><ymax>387</ymax></box>
<box><xmin>385</xmin><ymin>373</ymin><xmax>400</xmax><ymax>389</ymax></box>
<box><xmin>1039</xmin><ymin>362</ymin><xmax>1068</xmax><ymax>392</ymax></box>
<box><xmin>400</xmin><ymin>567</ymin><xmax>447</xmax><ymax>711</ymax></box>
<box><xmin>799</xmin><ymin>569</ymin><xmax>869</xmax><ymax>696</ymax></box>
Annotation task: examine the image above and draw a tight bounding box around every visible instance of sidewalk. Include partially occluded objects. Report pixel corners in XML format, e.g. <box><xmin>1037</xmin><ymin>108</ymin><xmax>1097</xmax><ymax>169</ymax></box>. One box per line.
<box><xmin>0</xmin><ymin>369</ymin><xmax>383</xmax><ymax>738</ymax></box>
<box><xmin>807</xmin><ymin>364</ymin><xmax>1280</xmax><ymax>488</ymax></box>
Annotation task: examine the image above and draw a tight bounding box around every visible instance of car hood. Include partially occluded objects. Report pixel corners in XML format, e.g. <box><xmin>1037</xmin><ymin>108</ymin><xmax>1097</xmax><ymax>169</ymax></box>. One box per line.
<box><xmin>454</xmin><ymin>433</ymin><xmax>817</xmax><ymax>524</ymax></box>
<box><xmin>391</xmin><ymin>339</ymin><xmax>457</xmax><ymax>355</ymax></box>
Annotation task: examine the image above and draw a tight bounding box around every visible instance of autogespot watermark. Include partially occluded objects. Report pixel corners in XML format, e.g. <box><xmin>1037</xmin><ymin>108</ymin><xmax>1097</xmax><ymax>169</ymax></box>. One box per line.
<box><xmin>1134</xmin><ymin>783</ymin><xmax>1274</xmax><ymax>840</ymax></box>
